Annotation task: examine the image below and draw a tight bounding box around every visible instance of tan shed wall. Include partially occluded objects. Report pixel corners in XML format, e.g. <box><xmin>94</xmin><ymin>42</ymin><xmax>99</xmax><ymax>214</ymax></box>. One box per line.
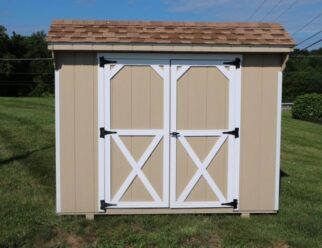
<box><xmin>239</xmin><ymin>53</ymin><xmax>281</xmax><ymax>211</ymax></box>
<box><xmin>55</xmin><ymin>51</ymin><xmax>282</xmax><ymax>214</ymax></box>
<box><xmin>56</xmin><ymin>52</ymin><xmax>98</xmax><ymax>213</ymax></box>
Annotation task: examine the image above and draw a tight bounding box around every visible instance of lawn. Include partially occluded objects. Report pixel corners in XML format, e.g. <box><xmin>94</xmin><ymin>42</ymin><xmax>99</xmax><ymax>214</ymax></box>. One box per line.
<box><xmin>0</xmin><ymin>97</ymin><xmax>321</xmax><ymax>248</ymax></box>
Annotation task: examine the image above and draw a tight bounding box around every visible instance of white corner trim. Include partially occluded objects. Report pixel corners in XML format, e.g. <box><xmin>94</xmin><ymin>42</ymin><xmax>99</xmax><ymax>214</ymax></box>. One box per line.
<box><xmin>55</xmin><ymin>69</ymin><xmax>61</xmax><ymax>213</ymax></box>
<box><xmin>275</xmin><ymin>71</ymin><xmax>283</xmax><ymax>210</ymax></box>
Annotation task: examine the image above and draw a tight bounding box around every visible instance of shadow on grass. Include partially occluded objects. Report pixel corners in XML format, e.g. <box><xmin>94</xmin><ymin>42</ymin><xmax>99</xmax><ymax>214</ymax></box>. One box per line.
<box><xmin>0</xmin><ymin>145</ymin><xmax>54</xmax><ymax>166</ymax></box>
<box><xmin>280</xmin><ymin>169</ymin><xmax>289</xmax><ymax>177</ymax></box>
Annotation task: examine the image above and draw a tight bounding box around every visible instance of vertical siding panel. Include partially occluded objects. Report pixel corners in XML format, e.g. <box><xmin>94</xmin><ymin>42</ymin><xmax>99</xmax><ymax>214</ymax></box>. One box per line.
<box><xmin>239</xmin><ymin>54</ymin><xmax>263</xmax><ymax>210</ymax></box>
<box><xmin>259</xmin><ymin>54</ymin><xmax>280</xmax><ymax>210</ymax></box>
<box><xmin>74</xmin><ymin>52</ymin><xmax>95</xmax><ymax>212</ymax></box>
<box><xmin>93</xmin><ymin>55</ymin><xmax>98</xmax><ymax>212</ymax></box>
<box><xmin>240</xmin><ymin>54</ymin><xmax>282</xmax><ymax>211</ymax></box>
<box><xmin>58</xmin><ymin>52</ymin><xmax>76</xmax><ymax>212</ymax></box>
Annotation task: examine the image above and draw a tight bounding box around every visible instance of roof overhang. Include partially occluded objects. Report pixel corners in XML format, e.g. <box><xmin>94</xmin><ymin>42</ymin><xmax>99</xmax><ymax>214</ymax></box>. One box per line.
<box><xmin>48</xmin><ymin>42</ymin><xmax>294</xmax><ymax>53</ymax></box>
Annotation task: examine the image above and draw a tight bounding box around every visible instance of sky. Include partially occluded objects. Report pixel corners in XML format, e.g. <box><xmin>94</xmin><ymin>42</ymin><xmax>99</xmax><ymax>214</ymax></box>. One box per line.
<box><xmin>0</xmin><ymin>0</ymin><xmax>321</xmax><ymax>50</ymax></box>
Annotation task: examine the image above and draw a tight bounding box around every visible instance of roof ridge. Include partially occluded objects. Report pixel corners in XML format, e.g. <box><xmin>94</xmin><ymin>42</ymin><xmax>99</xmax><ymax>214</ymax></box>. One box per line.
<box><xmin>51</xmin><ymin>19</ymin><xmax>282</xmax><ymax>26</ymax></box>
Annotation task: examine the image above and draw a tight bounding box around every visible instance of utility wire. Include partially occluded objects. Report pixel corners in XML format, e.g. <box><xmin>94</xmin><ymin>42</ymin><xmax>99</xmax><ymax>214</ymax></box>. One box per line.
<box><xmin>259</xmin><ymin>0</ymin><xmax>283</xmax><ymax>21</ymax></box>
<box><xmin>296</xmin><ymin>30</ymin><xmax>322</xmax><ymax>46</ymax></box>
<box><xmin>302</xmin><ymin>39</ymin><xmax>322</xmax><ymax>50</ymax></box>
<box><xmin>0</xmin><ymin>81</ymin><xmax>54</xmax><ymax>83</ymax></box>
<box><xmin>292</xmin><ymin>12</ymin><xmax>322</xmax><ymax>35</ymax></box>
<box><xmin>246</xmin><ymin>0</ymin><xmax>267</xmax><ymax>21</ymax></box>
<box><xmin>0</xmin><ymin>72</ymin><xmax>54</xmax><ymax>75</ymax></box>
<box><xmin>290</xmin><ymin>55</ymin><xmax>322</xmax><ymax>58</ymax></box>
<box><xmin>0</xmin><ymin>83</ymin><xmax>54</xmax><ymax>87</ymax></box>
<box><xmin>274</xmin><ymin>0</ymin><xmax>299</xmax><ymax>21</ymax></box>
<box><xmin>0</xmin><ymin>58</ymin><xmax>53</xmax><ymax>61</ymax></box>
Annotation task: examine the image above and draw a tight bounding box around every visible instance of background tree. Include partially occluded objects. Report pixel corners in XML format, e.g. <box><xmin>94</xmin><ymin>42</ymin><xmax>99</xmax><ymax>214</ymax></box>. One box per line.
<box><xmin>0</xmin><ymin>24</ymin><xmax>321</xmax><ymax>98</ymax></box>
<box><xmin>283</xmin><ymin>48</ymin><xmax>322</xmax><ymax>102</ymax></box>
<box><xmin>0</xmin><ymin>26</ymin><xmax>53</xmax><ymax>97</ymax></box>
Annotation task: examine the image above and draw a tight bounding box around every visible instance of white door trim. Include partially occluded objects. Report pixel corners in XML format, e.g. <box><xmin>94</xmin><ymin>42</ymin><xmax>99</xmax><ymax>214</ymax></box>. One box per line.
<box><xmin>98</xmin><ymin>57</ymin><xmax>170</xmax><ymax>209</ymax></box>
<box><xmin>97</xmin><ymin>53</ymin><xmax>242</xmax><ymax>211</ymax></box>
<box><xmin>170</xmin><ymin>59</ymin><xmax>242</xmax><ymax>209</ymax></box>
<box><xmin>97</xmin><ymin>53</ymin><xmax>241</xmax><ymax>61</ymax></box>
<box><xmin>98</xmin><ymin>58</ymin><xmax>105</xmax><ymax>212</ymax></box>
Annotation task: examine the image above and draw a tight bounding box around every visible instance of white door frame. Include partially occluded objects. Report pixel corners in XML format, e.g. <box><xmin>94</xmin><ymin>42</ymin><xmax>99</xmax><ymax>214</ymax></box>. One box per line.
<box><xmin>98</xmin><ymin>57</ymin><xmax>170</xmax><ymax>209</ymax></box>
<box><xmin>97</xmin><ymin>53</ymin><xmax>242</xmax><ymax>211</ymax></box>
<box><xmin>170</xmin><ymin>59</ymin><xmax>242</xmax><ymax>209</ymax></box>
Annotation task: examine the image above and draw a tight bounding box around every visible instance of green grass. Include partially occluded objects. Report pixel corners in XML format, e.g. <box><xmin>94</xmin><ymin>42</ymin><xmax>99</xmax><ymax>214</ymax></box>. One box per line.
<box><xmin>0</xmin><ymin>97</ymin><xmax>321</xmax><ymax>248</ymax></box>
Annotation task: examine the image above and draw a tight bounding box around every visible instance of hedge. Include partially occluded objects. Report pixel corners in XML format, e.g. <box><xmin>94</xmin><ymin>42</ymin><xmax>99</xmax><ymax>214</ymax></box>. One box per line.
<box><xmin>292</xmin><ymin>93</ymin><xmax>322</xmax><ymax>123</ymax></box>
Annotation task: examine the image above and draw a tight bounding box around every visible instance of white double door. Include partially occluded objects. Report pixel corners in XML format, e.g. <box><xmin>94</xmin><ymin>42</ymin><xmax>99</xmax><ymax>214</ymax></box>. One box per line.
<box><xmin>99</xmin><ymin>56</ymin><xmax>241</xmax><ymax>209</ymax></box>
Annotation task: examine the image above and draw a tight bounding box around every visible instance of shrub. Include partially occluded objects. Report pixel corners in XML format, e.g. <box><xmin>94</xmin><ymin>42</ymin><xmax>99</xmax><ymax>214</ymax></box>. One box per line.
<box><xmin>292</xmin><ymin>93</ymin><xmax>322</xmax><ymax>123</ymax></box>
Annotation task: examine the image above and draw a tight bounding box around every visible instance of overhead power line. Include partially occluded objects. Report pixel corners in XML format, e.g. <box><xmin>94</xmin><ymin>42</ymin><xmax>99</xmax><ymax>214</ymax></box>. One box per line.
<box><xmin>0</xmin><ymin>84</ymin><xmax>54</xmax><ymax>86</ymax></box>
<box><xmin>290</xmin><ymin>55</ymin><xmax>322</xmax><ymax>58</ymax></box>
<box><xmin>0</xmin><ymin>58</ymin><xmax>53</xmax><ymax>61</ymax></box>
<box><xmin>259</xmin><ymin>0</ymin><xmax>283</xmax><ymax>21</ymax></box>
<box><xmin>296</xmin><ymin>30</ymin><xmax>322</xmax><ymax>46</ymax></box>
<box><xmin>292</xmin><ymin>12</ymin><xmax>322</xmax><ymax>35</ymax></box>
<box><xmin>0</xmin><ymin>72</ymin><xmax>54</xmax><ymax>75</ymax></box>
<box><xmin>274</xmin><ymin>0</ymin><xmax>299</xmax><ymax>21</ymax></box>
<box><xmin>246</xmin><ymin>0</ymin><xmax>267</xmax><ymax>21</ymax></box>
<box><xmin>0</xmin><ymin>81</ymin><xmax>54</xmax><ymax>83</ymax></box>
<box><xmin>302</xmin><ymin>39</ymin><xmax>322</xmax><ymax>50</ymax></box>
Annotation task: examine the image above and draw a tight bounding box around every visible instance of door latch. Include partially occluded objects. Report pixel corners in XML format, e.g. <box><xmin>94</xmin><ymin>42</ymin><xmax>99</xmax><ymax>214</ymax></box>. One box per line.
<box><xmin>170</xmin><ymin>132</ymin><xmax>180</xmax><ymax>138</ymax></box>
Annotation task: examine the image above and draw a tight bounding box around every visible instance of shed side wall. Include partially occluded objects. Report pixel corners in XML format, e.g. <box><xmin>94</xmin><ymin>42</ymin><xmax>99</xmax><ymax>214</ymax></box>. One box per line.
<box><xmin>56</xmin><ymin>51</ymin><xmax>98</xmax><ymax>213</ymax></box>
<box><xmin>239</xmin><ymin>53</ymin><xmax>281</xmax><ymax>211</ymax></box>
<box><xmin>56</xmin><ymin>52</ymin><xmax>282</xmax><ymax>213</ymax></box>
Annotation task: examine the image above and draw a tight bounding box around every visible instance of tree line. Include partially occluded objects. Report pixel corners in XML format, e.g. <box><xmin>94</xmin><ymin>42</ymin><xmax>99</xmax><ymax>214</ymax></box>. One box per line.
<box><xmin>0</xmin><ymin>25</ymin><xmax>321</xmax><ymax>101</ymax></box>
<box><xmin>0</xmin><ymin>25</ymin><xmax>53</xmax><ymax>96</ymax></box>
<box><xmin>283</xmin><ymin>48</ymin><xmax>322</xmax><ymax>102</ymax></box>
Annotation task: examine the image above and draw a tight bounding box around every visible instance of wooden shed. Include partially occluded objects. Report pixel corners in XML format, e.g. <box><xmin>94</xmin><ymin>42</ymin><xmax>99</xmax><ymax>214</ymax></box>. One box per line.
<box><xmin>47</xmin><ymin>20</ymin><xmax>295</xmax><ymax>218</ymax></box>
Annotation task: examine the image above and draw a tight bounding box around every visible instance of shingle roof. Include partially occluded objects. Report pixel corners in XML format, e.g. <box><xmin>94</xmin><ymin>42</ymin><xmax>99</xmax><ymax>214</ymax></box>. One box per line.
<box><xmin>47</xmin><ymin>20</ymin><xmax>295</xmax><ymax>47</ymax></box>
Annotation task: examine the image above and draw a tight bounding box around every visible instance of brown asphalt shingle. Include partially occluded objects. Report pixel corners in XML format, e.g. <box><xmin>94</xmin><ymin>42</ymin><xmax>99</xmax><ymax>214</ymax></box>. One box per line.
<box><xmin>47</xmin><ymin>20</ymin><xmax>295</xmax><ymax>46</ymax></box>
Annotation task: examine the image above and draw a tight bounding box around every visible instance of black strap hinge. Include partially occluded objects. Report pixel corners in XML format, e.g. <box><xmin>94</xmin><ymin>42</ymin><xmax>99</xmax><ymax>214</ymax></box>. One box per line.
<box><xmin>223</xmin><ymin>127</ymin><xmax>239</xmax><ymax>138</ymax></box>
<box><xmin>221</xmin><ymin>199</ymin><xmax>238</xmax><ymax>209</ymax></box>
<box><xmin>100</xmin><ymin>200</ymin><xmax>117</xmax><ymax>212</ymax></box>
<box><xmin>99</xmin><ymin>56</ymin><xmax>117</xmax><ymax>67</ymax></box>
<box><xmin>170</xmin><ymin>132</ymin><xmax>180</xmax><ymax>138</ymax></box>
<box><xmin>223</xmin><ymin>58</ymin><xmax>241</xmax><ymax>69</ymax></box>
<box><xmin>100</xmin><ymin>127</ymin><xmax>117</xmax><ymax>138</ymax></box>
